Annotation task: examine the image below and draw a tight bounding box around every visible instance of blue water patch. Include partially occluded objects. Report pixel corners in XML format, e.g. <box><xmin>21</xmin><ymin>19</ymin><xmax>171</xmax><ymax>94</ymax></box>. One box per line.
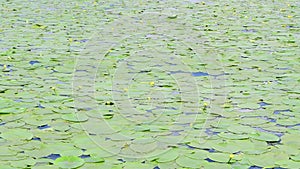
<box><xmin>29</xmin><ymin>60</ymin><xmax>40</xmax><ymax>65</ymax></box>
<box><xmin>169</xmin><ymin>70</ymin><xmax>187</xmax><ymax>74</ymax></box>
<box><xmin>171</xmin><ymin>91</ymin><xmax>180</xmax><ymax>95</ymax></box>
<box><xmin>44</xmin><ymin>154</ymin><xmax>61</xmax><ymax>160</ymax></box>
<box><xmin>38</xmin><ymin>124</ymin><xmax>51</xmax><ymax>130</ymax></box>
<box><xmin>273</xmin><ymin>109</ymin><xmax>291</xmax><ymax>114</ymax></box>
<box><xmin>241</xmin><ymin>29</ymin><xmax>257</xmax><ymax>33</ymax></box>
<box><xmin>186</xmin><ymin>144</ymin><xmax>196</xmax><ymax>149</ymax></box>
<box><xmin>205</xmin><ymin>158</ymin><xmax>215</xmax><ymax>162</ymax></box>
<box><xmin>191</xmin><ymin>71</ymin><xmax>209</xmax><ymax>76</ymax></box>
<box><xmin>79</xmin><ymin>39</ymin><xmax>88</xmax><ymax>43</ymax></box>
<box><xmin>205</xmin><ymin>128</ymin><xmax>219</xmax><ymax>136</ymax></box>
<box><xmin>260</xmin><ymin>116</ymin><xmax>276</xmax><ymax>123</ymax></box>
<box><xmin>79</xmin><ymin>154</ymin><xmax>90</xmax><ymax>159</ymax></box>
<box><xmin>37</xmin><ymin>103</ymin><xmax>45</xmax><ymax>108</ymax></box>
<box><xmin>253</xmin><ymin>127</ymin><xmax>283</xmax><ymax>137</ymax></box>
<box><xmin>171</xmin><ymin>130</ymin><xmax>182</xmax><ymax>136</ymax></box>
<box><xmin>249</xmin><ymin>166</ymin><xmax>262</xmax><ymax>169</ymax></box>
<box><xmin>14</xmin><ymin>99</ymin><xmax>22</xmax><ymax>102</ymax></box>
<box><xmin>286</xmin><ymin>123</ymin><xmax>300</xmax><ymax>128</ymax></box>
<box><xmin>117</xmin><ymin>159</ymin><xmax>126</xmax><ymax>163</ymax></box>
<box><xmin>258</xmin><ymin>102</ymin><xmax>270</xmax><ymax>107</ymax></box>
<box><xmin>268</xmin><ymin>118</ymin><xmax>276</xmax><ymax>123</ymax></box>
<box><xmin>32</xmin><ymin>137</ymin><xmax>41</xmax><ymax>141</ymax></box>
<box><xmin>208</xmin><ymin>148</ymin><xmax>216</xmax><ymax>153</ymax></box>
<box><xmin>56</xmin><ymin>80</ymin><xmax>65</xmax><ymax>84</ymax></box>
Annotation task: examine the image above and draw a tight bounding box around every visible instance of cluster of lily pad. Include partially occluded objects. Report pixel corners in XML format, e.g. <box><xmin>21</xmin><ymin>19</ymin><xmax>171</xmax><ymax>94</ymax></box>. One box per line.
<box><xmin>0</xmin><ymin>0</ymin><xmax>299</xmax><ymax>168</ymax></box>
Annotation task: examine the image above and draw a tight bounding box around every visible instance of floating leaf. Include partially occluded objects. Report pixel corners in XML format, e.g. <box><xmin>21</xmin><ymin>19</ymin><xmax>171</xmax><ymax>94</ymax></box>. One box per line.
<box><xmin>0</xmin><ymin>147</ymin><xmax>17</xmax><ymax>156</ymax></box>
<box><xmin>236</xmin><ymin>139</ymin><xmax>269</xmax><ymax>155</ymax></box>
<box><xmin>32</xmin><ymin>165</ymin><xmax>59</xmax><ymax>169</ymax></box>
<box><xmin>123</xmin><ymin>161</ymin><xmax>154</xmax><ymax>169</ymax></box>
<box><xmin>129</xmin><ymin>141</ymin><xmax>157</xmax><ymax>153</ymax></box>
<box><xmin>227</xmin><ymin>125</ymin><xmax>256</xmax><ymax>134</ymax></box>
<box><xmin>290</xmin><ymin>153</ymin><xmax>300</xmax><ymax>162</ymax></box>
<box><xmin>0</xmin><ymin>128</ymin><xmax>33</xmax><ymax>141</ymax></box>
<box><xmin>246</xmin><ymin>150</ymin><xmax>289</xmax><ymax>168</ymax></box>
<box><xmin>276</xmin><ymin>118</ymin><xmax>299</xmax><ymax>126</ymax></box>
<box><xmin>185</xmin><ymin>149</ymin><xmax>208</xmax><ymax>160</ymax></box>
<box><xmin>212</xmin><ymin>140</ymin><xmax>243</xmax><ymax>153</ymax></box>
<box><xmin>176</xmin><ymin>155</ymin><xmax>203</xmax><ymax>168</ymax></box>
<box><xmin>61</xmin><ymin>113</ymin><xmax>88</xmax><ymax>122</ymax></box>
<box><xmin>201</xmin><ymin>161</ymin><xmax>231</xmax><ymax>169</ymax></box>
<box><xmin>156</xmin><ymin>149</ymin><xmax>180</xmax><ymax>162</ymax></box>
<box><xmin>249</xmin><ymin>132</ymin><xmax>280</xmax><ymax>142</ymax></box>
<box><xmin>239</xmin><ymin>117</ymin><xmax>269</xmax><ymax>125</ymax></box>
<box><xmin>218</xmin><ymin>132</ymin><xmax>249</xmax><ymax>140</ymax></box>
<box><xmin>54</xmin><ymin>156</ymin><xmax>85</xmax><ymax>169</ymax></box>
<box><xmin>10</xmin><ymin>158</ymin><xmax>36</xmax><ymax>168</ymax></box>
<box><xmin>207</xmin><ymin>152</ymin><xmax>231</xmax><ymax>163</ymax></box>
<box><xmin>0</xmin><ymin>107</ymin><xmax>26</xmax><ymax>114</ymax></box>
<box><xmin>83</xmin><ymin>156</ymin><xmax>104</xmax><ymax>163</ymax></box>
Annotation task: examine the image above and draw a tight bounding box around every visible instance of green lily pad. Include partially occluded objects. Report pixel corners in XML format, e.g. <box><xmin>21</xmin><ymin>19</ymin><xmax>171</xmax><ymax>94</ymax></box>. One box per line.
<box><xmin>281</xmin><ymin>133</ymin><xmax>300</xmax><ymax>148</ymax></box>
<box><xmin>290</xmin><ymin>153</ymin><xmax>300</xmax><ymax>162</ymax></box>
<box><xmin>0</xmin><ymin>147</ymin><xmax>17</xmax><ymax>156</ymax></box>
<box><xmin>207</xmin><ymin>152</ymin><xmax>232</xmax><ymax>163</ymax></box>
<box><xmin>176</xmin><ymin>155</ymin><xmax>203</xmax><ymax>168</ymax></box>
<box><xmin>212</xmin><ymin>140</ymin><xmax>243</xmax><ymax>153</ymax></box>
<box><xmin>246</xmin><ymin>150</ymin><xmax>289</xmax><ymax>168</ymax></box>
<box><xmin>185</xmin><ymin>149</ymin><xmax>208</xmax><ymax>160</ymax></box>
<box><xmin>276</xmin><ymin>159</ymin><xmax>300</xmax><ymax>168</ymax></box>
<box><xmin>158</xmin><ymin>161</ymin><xmax>181</xmax><ymax>169</ymax></box>
<box><xmin>218</xmin><ymin>132</ymin><xmax>249</xmax><ymax>140</ymax></box>
<box><xmin>237</xmin><ymin>102</ymin><xmax>260</xmax><ymax>109</ymax></box>
<box><xmin>0</xmin><ymin>165</ymin><xmax>17</xmax><ymax>169</ymax></box>
<box><xmin>32</xmin><ymin>165</ymin><xmax>59</xmax><ymax>169</ymax></box>
<box><xmin>10</xmin><ymin>158</ymin><xmax>36</xmax><ymax>168</ymax></box>
<box><xmin>276</xmin><ymin>118</ymin><xmax>299</xmax><ymax>126</ymax></box>
<box><xmin>239</xmin><ymin>118</ymin><xmax>268</xmax><ymax>125</ymax></box>
<box><xmin>201</xmin><ymin>160</ymin><xmax>231</xmax><ymax>169</ymax></box>
<box><xmin>61</xmin><ymin>113</ymin><xmax>89</xmax><ymax>122</ymax></box>
<box><xmin>85</xmin><ymin>147</ymin><xmax>115</xmax><ymax>158</ymax></box>
<box><xmin>156</xmin><ymin>149</ymin><xmax>180</xmax><ymax>162</ymax></box>
<box><xmin>0</xmin><ymin>107</ymin><xmax>26</xmax><ymax>114</ymax></box>
<box><xmin>83</xmin><ymin>156</ymin><xmax>105</xmax><ymax>163</ymax></box>
<box><xmin>54</xmin><ymin>156</ymin><xmax>85</xmax><ymax>169</ymax></box>
<box><xmin>236</xmin><ymin>139</ymin><xmax>269</xmax><ymax>155</ymax></box>
<box><xmin>123</xmin><ymin>161</ymin><xmax>154</xmax><ymax>169</ymax></box>
<box><xmin>0</xmin><ymin>128</ymin><xmax>33</xmax><ymax>141</ymax></box>
<box><xmin>129</xmin><ymin>141</ymin><xmax>157</xmax><ymax>153</ymax></box>
<box><xmin>227</xmin><ymin>125</ymin><xmax>256</xmax><ymax>134</ymax></box>
<box><xmin>249</xmin><ymin>132</ymin><xmax>280</xmax><ymax>142</ymax></box>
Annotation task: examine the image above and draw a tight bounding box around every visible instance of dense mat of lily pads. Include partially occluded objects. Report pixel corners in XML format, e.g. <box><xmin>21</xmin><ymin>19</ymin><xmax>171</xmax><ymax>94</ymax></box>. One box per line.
<box><xmin>0</xmin><ymin>0</ymin><xmax>300</xmax><ymax>168</ymax></box>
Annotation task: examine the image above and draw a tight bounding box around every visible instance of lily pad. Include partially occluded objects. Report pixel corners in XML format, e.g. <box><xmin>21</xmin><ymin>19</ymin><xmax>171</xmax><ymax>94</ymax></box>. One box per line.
<box><xmin>290</xmin><ymin>153</ymin><xmax>300</xmax><ymax>162</ymax></box>
<box><xmin>176</xmin><ymin>155</ymin><xmax>203</xmax><ymax>169</ymax></box>
<box><xmin>156</xmin><ymin>149</ymin><xmax>180</xmax><ymax>162</ymax></box>
<box><xmin>0</xmin><ymin>107</ymin><xmax>26</xmax><ymax>114</ymax></box>
<box><xmin>61</xmin><ymin>113</ymin><xmax>89</xmax><ymax>122</ymax></box>
<box><xmin>218</xmin><ymin>132</ymin><xmax>249</xmax><ymax>140</ymax></box>
<box><xmin>249</xmin><ymin>132</ymin><xmax>280</xmax><ymax>142</ymax></box>
<box><xmin>54</xmin><ymin>156</ymin><xmax>85</xmax><ymax>169</ymax></box>
<box><xmin>246</xmin><ymin>150</ymin><xmax>289</xmax><ymax>168</ymax></box>
<box><xmin>227</xmin><ymin>125</ymin><xmax>256</xmax><ymax>134</ymax></box>
<box><xmin>207</xmin><ymin>152</ymin><xmax>232</xmax><ymax>163</ymax></box>
<box><xmin>0</xmin><ymin>128</ymin><xmax>33</xmax><ymax>141</ymax></box>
